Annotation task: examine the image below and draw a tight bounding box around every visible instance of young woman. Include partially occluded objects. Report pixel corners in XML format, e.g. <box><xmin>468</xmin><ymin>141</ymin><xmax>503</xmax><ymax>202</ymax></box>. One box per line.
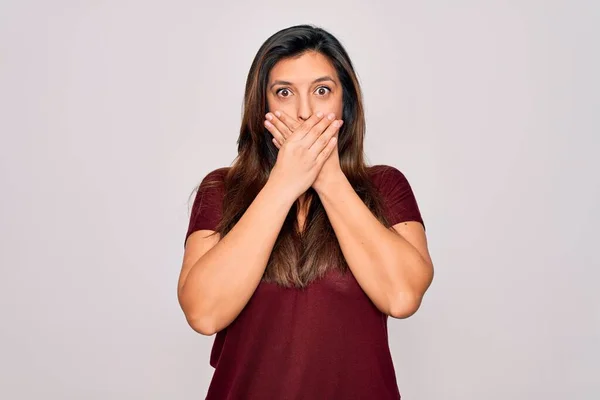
<box><xmin>177</xmin><ymin>24</ymin><xmax>434</xmax><ymax>399</ymax></box>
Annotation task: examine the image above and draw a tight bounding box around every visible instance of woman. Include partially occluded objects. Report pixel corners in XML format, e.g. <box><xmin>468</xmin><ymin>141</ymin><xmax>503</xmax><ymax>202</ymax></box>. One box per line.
<box><xmin>177</xmin><ymin>24</ymin><xmax>434</xmax><ymax>399</ymax></box>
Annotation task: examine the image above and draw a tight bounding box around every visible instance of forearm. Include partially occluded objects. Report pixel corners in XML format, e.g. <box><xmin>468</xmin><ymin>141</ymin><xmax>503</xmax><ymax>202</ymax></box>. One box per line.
<box><xmin>316</xmin><ymin>172</ymin><xmax>432</xmax><ymax>318</ymax></box>
<box><xmin>180</xmin><ymin>179</ymin><xmax>295</xmax><ymax>334</ymax></box>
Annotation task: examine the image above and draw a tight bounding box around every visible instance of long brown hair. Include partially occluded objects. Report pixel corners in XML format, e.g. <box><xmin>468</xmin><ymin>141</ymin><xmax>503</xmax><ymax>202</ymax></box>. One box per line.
<box><xmin>197</xmin><ymin>25</ymin><xmax>392</xmax><ymax>288</ymax></box>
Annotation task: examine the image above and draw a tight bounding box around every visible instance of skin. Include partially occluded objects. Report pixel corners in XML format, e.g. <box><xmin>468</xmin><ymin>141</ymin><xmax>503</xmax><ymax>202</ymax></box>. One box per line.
<box><xmin>264</xmin><ymin>51</ymin><xmax>434</xmax><ymax>318</ymax></box>
<box><xmin>177</xmin><ymin>51</ymin><xmax>434</xmax><ymax>335</ymax></box>
<box><xmin>264</xmin><ymin>51</ymin><xmax>344</xmax><ymax>226</ymax></box>
<box><xmin>177</xmin><ymin>66</ymin><xmax>340</xmax><ymax>335</ymax></box>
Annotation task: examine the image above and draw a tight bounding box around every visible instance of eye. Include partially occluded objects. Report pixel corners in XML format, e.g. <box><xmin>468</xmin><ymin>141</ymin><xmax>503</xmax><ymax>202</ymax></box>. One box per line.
<box><xmin>315</xmin><ymin>86</ymin><xmax>331</xmax><ymax>96</ymax></box>
<box><xmin>276</xmin><ymin>88</ymin><xmax>292</xmax><ymax>98</ymax></box>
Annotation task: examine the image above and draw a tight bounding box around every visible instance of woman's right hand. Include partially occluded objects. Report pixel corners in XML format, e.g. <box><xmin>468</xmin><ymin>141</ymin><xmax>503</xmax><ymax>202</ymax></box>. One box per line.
<box><xmin>264</xmin><ymin>111</ymin><xmax>342</xmax><ymax>200</ymax></box>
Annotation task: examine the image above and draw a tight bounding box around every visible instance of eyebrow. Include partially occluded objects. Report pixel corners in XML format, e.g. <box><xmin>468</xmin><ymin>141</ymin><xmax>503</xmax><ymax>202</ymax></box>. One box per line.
<box><xmin>269</xmin><ymin>76</ymin><xmax>337</xmax><ymax>90</ymax></box>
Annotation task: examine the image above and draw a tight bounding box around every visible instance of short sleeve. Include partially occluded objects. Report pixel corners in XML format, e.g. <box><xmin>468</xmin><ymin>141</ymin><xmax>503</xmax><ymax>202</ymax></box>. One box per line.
<box><xmin>370</xmin><ymin>165</ymin><xmax>425</xmax><ymax>230</ymax></box>
<box><xmin>184</xmin><ymin>168</ymin><xmax>228</xmax><ymax>247</ymax></box>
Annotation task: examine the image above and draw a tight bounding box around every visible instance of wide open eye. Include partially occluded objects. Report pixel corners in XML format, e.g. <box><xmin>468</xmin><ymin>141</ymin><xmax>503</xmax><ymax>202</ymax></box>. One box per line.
<box><xmin>314</xmin><ymin>86</ymin><xmax>331</xmax><ymax>96</ymax></box>
<box><xmin>276</xmin><ymin>88</ymin><xmax>292</xmax><ymax>98</ymax></box>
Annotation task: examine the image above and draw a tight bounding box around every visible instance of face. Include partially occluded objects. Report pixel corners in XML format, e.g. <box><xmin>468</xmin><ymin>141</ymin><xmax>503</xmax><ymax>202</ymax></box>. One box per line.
<box><xmin>266</xmin><ymin>51</ymin><xmax>343</xmax><ymax>123</ymax></box>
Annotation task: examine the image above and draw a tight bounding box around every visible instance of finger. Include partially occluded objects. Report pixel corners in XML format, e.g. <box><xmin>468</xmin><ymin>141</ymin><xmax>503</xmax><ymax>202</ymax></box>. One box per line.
<box><xmin>274</xmin><ymin>110</ymin><xmax>300</xmax><ymax>135</ymax></box>
<box><xmin>264</xmin><ymin>119</ymin><xmax>286</xmax><ymax>146</ymax></box>
<box><xmin>316</xmin><ymin>136</ymin><xmax>338</xmax><ymax>165</ymax></box>
<box><xmin>288</xmin><ymin>112</ymin><xmax>325</xmax><ymax>141</ymax></box>
<box><xmin>266</xmin><ymin>112</ymin><xmax>293</xmax><ymax>139</ymax></box>
<box><xmin>309</xmin><ymin>119</ymin><xmax>343</xmax><ymax>154</ymax></box>
<box><xmin>302</xmin><ymin>112</ymin><xmax>337</xmax><ymax>147</ymax></box>
<box><xmin>272</xmin><ymin>138</ymin><xmax>282</xmax><ymax>149</ymax></box>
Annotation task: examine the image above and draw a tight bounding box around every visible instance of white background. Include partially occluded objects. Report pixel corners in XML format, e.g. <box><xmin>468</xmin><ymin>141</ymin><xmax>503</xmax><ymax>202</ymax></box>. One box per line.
<box><xmin>1</xmin><ymin>1</ymin><xmax>598</xmax><ymax>399</ymax></box>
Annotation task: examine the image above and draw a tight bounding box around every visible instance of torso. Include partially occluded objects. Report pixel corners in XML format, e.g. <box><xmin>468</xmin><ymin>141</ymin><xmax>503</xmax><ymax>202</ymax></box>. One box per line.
<box><xmin>205</xmin><ymin>267</ymin><xmax>401</xmax><ymax>399</ymax></box>
<box><xmin>186</xmin><ymin>164</ymin><xmax>423</xmax><ymax>400</ymax></box>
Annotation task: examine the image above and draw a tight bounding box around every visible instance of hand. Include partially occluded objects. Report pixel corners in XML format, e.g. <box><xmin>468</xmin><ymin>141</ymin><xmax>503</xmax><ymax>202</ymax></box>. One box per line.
<box><xmin>265</xmin><ymin>110</ymin><xmax>344</xmax><ymax>194</ymax></box>
<box><xmin>264</xmin><ymin>111</ymin><xmax>341</xmax><ymax>199</ymax></box>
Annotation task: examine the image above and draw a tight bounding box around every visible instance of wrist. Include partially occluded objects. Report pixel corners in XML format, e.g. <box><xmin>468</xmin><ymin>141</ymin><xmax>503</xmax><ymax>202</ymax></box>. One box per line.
<box><xmin>313</xmin><ymin>170</ymin><xmax>347</xmax><ymax>197</ymax></box>
<box><xmin>264</xmin><ymin>174</ymin><xmax>300</xmax><ymax>206</ymax></box>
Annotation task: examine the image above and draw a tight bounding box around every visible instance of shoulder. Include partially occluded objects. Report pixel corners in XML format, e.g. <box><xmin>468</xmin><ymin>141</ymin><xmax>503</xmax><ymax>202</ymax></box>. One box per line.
<box><xmin>199</xmin><ymin>166</ymin><xmax>230</xmax><ymax>185</ymax></box>
<box><xmin>184</xmin><ymin>167</ymin><xmax>230</xmax><ymax>247</ymax></box>
<box><xmin>367</xmin><ymin>164</ymin><xmax>424</xmax><ymax>227</ymax></box>
<box><xmin>367</xmin><ymin>164</ymin><xmax>411</xmax><ymax>192</ymax></box>
<box><xmin>192</xmin><ymin>167</ymin><xmax>230</xmax><ymax>215</ymax></box>
<box><xmin>196</xmin><ymin>166</ymin><xmax>230</xmax><ymax>193</ymax></box>
<box><xmin>191</xmin><ymin>167</ymin><xmax>230</xmax><ymax>209</ymax></box>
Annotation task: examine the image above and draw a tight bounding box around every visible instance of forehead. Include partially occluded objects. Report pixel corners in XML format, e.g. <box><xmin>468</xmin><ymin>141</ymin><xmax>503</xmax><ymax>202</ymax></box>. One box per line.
<box><xmin>268</xmin><ymin>51</ymin><xmax>338</xmax><ymax>83</ymax></box>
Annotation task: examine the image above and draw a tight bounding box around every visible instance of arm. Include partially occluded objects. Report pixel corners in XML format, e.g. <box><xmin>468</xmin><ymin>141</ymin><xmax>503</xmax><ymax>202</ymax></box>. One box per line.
<box><xmin>315</xmin><ymin>170</ymin><xmax>434</xmax><ymax>319</ymax></box>
<box><xmin>177</xmin><ymin>178</ymin><xmax>296</xmax><ymax>335</ymax></box>
<box><xmin>178</xmin><ymin>113</ymin><xmax>339</xmax><ymax>335</ymax></box>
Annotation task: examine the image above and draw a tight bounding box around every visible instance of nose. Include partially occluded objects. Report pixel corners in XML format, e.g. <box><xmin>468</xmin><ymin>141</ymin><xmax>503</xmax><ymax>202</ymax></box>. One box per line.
<box><xmin>297</xmin><ymin>96</ymin><xmax>313</xmax><ymax>121</ymax></box>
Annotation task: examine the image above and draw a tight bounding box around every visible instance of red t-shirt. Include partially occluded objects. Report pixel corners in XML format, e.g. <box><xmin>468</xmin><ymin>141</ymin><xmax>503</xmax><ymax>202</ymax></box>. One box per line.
<box><xmin>184</xmin><ymin>165</ymin><xmax>424</xmax><ymax>399</ymax></box>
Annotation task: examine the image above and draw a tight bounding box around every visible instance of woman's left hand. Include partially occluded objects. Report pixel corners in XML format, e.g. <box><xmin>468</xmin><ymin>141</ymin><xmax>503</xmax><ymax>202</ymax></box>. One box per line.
<box><xmin>265</xmin><ymin>110</ymin><xmax>344</xmax><ymax>193</ymax></box>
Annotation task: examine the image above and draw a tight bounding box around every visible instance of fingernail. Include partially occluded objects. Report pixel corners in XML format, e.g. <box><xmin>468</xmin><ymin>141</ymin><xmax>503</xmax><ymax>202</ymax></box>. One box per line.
<box><xmin>327</xmin><ymin>113</ymin><xmax>335</xmax><ymax>120</ymax></box>
<box><xmin>274</xmin><ymin>111</ymin><xmax>281</xmax><ymax>118</ymax></box>
<box><xmin>316</xmin><ymin>111</ymin><xmax>324</xmax><ymax>118</ymax></box>
<box><xmin>266</xmin><ymin>113</ymin><xmax>273</xmax><ymax>121</ymax></box>
<box><xmin>337</xmin><ymin>120</ymin><xmax>344</xmax><ymax>127</ymax></box>
<box><xmin>265</xmin><ymin>120</ymin><xmax>272</xmax><ymax>127</ymax></box>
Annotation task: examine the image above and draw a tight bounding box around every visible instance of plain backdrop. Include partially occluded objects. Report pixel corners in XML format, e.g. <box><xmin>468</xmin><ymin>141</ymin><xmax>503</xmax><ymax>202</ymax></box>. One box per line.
<box><xmin>1</xmin><ymin>1</ymin><xmax>599</xmax><ymax>399</ymax></box>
